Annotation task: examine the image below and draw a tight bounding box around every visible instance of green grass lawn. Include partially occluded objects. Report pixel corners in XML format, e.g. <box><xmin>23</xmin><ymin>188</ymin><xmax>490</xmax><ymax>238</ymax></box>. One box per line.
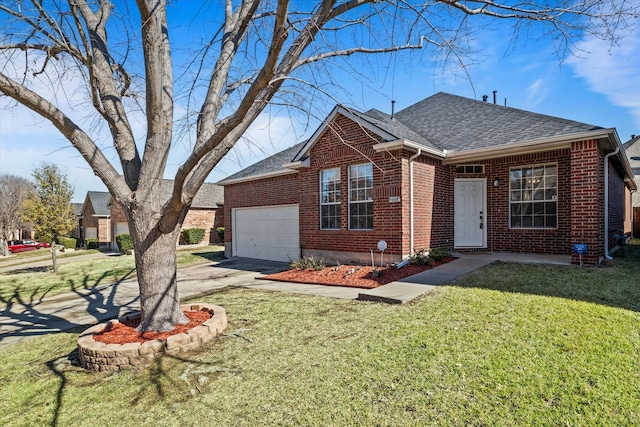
<box><xmin>0</xmin><ymin>246</ymin><xmax>225</xmax><ymax>305</ymax></box>
<box><xmin>0</xmin><ymin>243</ymin><xmax>638</xmax><ymax>426</ymax></box>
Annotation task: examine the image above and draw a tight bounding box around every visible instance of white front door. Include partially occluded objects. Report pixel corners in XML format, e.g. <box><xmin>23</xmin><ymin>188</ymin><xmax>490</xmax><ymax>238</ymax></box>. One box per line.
<box><xmin>454</xmin><ymin>179</ymin><xmax>486</xmax><ymax>248</ymax></box>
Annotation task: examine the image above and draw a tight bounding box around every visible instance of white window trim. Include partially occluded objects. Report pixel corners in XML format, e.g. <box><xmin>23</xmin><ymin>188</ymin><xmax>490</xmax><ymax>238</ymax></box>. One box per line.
<box><xmin>320</xmin><ymin>168</ymin><xmax>341</xmax><ymax>230</ymax></box>
<box><xmin>348</xmin><ymin>163</ymin><xmax>374</xmax><ymax>230</ymax></box>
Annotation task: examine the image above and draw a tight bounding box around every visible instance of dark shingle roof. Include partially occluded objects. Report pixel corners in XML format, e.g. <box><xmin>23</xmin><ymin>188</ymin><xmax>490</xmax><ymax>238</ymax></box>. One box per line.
<box><xmin>355</xmin><ymin>109</ymin><xmax>439</xmax><ymax>150</ymax></box>
<box><xmin>623</xmin><ymin>135</ymin><xmax>640</xmax><ymax>176</ymax></box>
<box><xmin>86</xmin><ymin>191</ymin><xmax>111</xmax><ymax>216</ymax></box>
<box><xmin>159</xmin><ymin>180</ymin><xmax>224</xmax><ymax>207</ymax></box>
<box><xmin>394</xmin><ymin>92</ymin><xmax>600</xmax><ymax>151</ymax></box>
<box><xmin>218</xmin><ymin>141</ymin><xmax>307</xmax><ymax>183</ymax></box>
<box><xmin>72</xmin><ymin>203</ymin><xmax>83</xmax><ymax>216</ymax></box>
<box><xmin>221</xmin><ymin>92</ymin><xmax>606</xmax><ymax>182</ymax></box>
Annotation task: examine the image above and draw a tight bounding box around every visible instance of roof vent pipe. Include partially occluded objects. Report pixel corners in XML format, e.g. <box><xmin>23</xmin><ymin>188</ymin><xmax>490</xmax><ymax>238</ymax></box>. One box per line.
<box><xmin>493</xmin><ymin>90</ymin><xmax>497</xmax><ymax>104</ymax></box>
<box><xmin>482</xmin><ymin>95</ymin><xmax>488</xmax><ymax>102</ymax></box>
<box><xmin>391</xmin><ymin>100</ymin><xmax>396</xmax><ymax>121</ymax></box>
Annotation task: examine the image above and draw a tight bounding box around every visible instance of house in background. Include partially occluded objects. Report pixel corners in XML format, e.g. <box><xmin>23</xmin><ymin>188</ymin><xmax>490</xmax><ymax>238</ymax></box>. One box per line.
<box><xmin>219</xmin><ymin>92</ymin><xmax>636</xmax><ymax>265</ymax></box>
<box><xmin>69</xmin><ymin>202</ymin><xmax>84</xmax><ymax>241</ymax></box>
<box><xmin>80</xmin><ymin>191</ymin><xmax>112</xmax><ymax>248</ymax></box>
<box><xmin>109</xmin><ymin>181</ymin><xmax>224</xmax><ymax>250</ymax></box>
<box><xmin>623</xmin><ymin>134</ymin><xmax>640</xmax><ymax>236</ymax></box>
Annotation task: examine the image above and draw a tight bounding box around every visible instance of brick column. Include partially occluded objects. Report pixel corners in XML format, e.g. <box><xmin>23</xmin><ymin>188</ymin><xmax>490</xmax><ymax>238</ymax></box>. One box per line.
<box><xmin>570</xmin><ymin>140</ymin><xmax>602</xmax><ymax>264</ymax></box>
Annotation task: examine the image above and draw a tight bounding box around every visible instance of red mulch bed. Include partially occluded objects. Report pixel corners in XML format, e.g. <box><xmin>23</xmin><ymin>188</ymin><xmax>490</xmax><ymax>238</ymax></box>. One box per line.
<box><xmin>260</xmin><ymin>257</ymin><xmax>455</xmax><ymax>289</ymax></box>
<box><xmin>93</xmin><ymin>309</ymin><xmax>213</xmax><ymax>345</ymax></box>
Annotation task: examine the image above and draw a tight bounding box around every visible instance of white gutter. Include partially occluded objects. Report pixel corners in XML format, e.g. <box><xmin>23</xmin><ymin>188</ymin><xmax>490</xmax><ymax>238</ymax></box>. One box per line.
<box><xmin>409</xmin><ymin>149</ymin><xmax>422</xmax><ymax>255</ymax></box>
<box><xmin>217</xmin><ymin>168</ymin><xmax>298</xmax><ymax>186</ymax></box>
<box><xmin>373</xmin><ymin>139</ymin><xmax>445</xmax><ymax>159</ymax></box>
<box><xmin>604</xmin><ymin>146</ymin><xmax>620</xmax><ymax>260</ymax></box>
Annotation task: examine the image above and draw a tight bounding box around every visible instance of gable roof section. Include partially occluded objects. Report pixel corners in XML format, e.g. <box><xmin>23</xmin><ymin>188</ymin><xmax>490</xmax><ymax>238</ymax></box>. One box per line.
<box><xmin>623</xmin><ymin>135</ymin><xmax>640</xmax><ymax>176</ymax></box>
<box><xmin>394</xmin><ymin>92</ymin><xmax>601</xmax><ymax>151</ymax></box>
<box><xmin>217</xmin><ymin>141</ymin><xmax>307</xmax><ymax>185</ymax></box>
<box><xmin>159</xmin><ymin>180</ymin><xmax>223</xmax><ymax>208</ymax></box>
<box><xmin>83</xmin><ymin>191</ymin><xmax>111</xmax><ymax>217</ymax></box>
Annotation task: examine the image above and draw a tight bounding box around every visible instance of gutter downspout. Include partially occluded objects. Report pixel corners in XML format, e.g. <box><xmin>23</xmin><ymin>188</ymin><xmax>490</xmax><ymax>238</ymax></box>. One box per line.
<box><xmin>409</xmin><ymin>149</ymin><xmax>422</xmax><ymax>256</ymax></box>
<box><xmin>604</xmin><ymin>147</ymin><xmax>619</xmax><ymax>260</ymax></box>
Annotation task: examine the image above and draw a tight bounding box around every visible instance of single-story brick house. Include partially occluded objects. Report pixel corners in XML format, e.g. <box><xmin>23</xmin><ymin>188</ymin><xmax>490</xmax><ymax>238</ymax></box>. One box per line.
<box><xmin>109</xmin><ymin>180</ymin><xmax>224</xmax><ymax>250</ymax></box>
<box><xmin>623</xmin><ymin>134</ymin><xmax>640</xmax><ymax>236</ymax></box>
<box><xmin>218</xmin><ymin>92</ymin><xmax>636</xmax><ymax>265</ymax></box>
<box><xmin>80</xmin><ymin>191</ymin><xmax>112</xmax><ymax>248</ymax></box>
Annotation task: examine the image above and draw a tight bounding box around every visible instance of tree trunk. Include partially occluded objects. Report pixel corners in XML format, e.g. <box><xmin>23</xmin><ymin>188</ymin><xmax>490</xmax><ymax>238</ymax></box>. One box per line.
<box><xmin>132</xmin><ymin>220</ymin><xmax>188</xmax><ymax>332</ymax></box>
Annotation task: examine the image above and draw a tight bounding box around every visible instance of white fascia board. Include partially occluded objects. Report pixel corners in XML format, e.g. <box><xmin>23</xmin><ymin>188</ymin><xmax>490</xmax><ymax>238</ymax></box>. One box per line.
<box><xmin>283</xmin><ymin>157</ymin><xmax>310</xmax><ymax>169</ymax></box>
<box><xmin>293</xmin><ymin>105</ymin><xmax>396</xmax><ymax>162</ymax></box>
<box><xmin>217</xmin><ymin>169</ymin><xmax>298</xmax><ymax>186</ymax></box>
<box><xmin>441</xmin><ymin>129</ymin><xmax>617</xmax><ymax>165</ymax></box>
<box><xmin>372</xmin><ymin>139</ymin><xmax>446</xmax><ymax>158</ymax></box>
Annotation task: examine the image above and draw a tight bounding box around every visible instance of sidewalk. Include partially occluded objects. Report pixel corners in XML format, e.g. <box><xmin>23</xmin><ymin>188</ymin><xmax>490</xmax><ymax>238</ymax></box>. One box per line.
<box><xmin>0</xmin><ymin>252</ymin><xmax>571</xmax><ymax>348</ymax></box>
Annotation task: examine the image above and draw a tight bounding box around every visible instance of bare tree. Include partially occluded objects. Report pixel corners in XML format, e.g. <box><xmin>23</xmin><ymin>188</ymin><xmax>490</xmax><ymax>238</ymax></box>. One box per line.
<box><xmin>0</xmin><ymin>1</ymin><xmax>637</xmax><ymax>331</ymax></box>
<box><xmin>0</xmin><ymin>174</ymin><xmax>35</xmax><ymax>255</ymax></box>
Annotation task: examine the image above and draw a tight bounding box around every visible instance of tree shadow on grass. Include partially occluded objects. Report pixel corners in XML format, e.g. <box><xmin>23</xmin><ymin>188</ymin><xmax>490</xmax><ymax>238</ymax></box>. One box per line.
<box><xmin>0</xmin><ymin>269</ymin><xmax>140</xmax><ymax>347</ymax></box>
<box><xmin>448</xmin><ymin>246</ymin><xmax>640</xmax><ymax>313</ymax></box>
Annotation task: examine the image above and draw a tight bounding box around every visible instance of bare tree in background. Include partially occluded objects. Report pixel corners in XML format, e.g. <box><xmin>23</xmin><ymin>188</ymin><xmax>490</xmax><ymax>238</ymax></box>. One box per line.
<box><xmin>0</xmin><ymin>174</ymin><xmax>35</xmax><ymax>256</ymax></box>
<box><xmin>0</xmin><ymin>1</ymin><xmax>637</xmax><ymax>331</ymax></box>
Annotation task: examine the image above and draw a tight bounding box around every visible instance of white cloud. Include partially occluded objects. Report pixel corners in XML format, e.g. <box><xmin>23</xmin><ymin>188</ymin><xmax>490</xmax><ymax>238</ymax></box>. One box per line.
<box><xmin>524</xmin><ymin>78</ymin><xmax>550</xmax><ymax>108</ymax></box>
<box><xmin>568</xmin><ymin>21</ymin><xmax>640</xmax><ymax>129</ymax></box>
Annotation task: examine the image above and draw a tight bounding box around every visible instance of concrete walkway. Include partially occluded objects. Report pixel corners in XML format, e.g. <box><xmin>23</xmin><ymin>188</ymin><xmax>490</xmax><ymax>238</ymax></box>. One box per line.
<box><xmin>0</xmin><ymin>252</ymin><xmax>571</xmax><ymax>348</ymax></box>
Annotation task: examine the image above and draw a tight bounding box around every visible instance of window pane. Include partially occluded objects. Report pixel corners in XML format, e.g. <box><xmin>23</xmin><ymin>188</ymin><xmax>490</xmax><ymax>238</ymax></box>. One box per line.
<box><xmin>320</xmin><ymin>168</ymin><xmax>341</xmax><ymax>229</ymax></box>
<box><xmin>349</xmin><ymin>164</ymin><xmax>373</xmax><ymax>230</ymax></box>
<box><xmin>546</xmin><ymin>215</ymin><xmax>557</xmax><ymax>228</ymax></box>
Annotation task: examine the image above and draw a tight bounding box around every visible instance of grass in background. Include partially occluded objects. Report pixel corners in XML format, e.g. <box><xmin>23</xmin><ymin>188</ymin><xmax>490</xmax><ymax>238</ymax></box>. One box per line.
<box><xmin>0</xmin><ymin>247</ymin><xmax>224</xmax><ymax>305</ymax></box>
<box><xmin>0</xmin><ymin>242</ymin><xmax>638</xmax><ymax>426</ymax></box>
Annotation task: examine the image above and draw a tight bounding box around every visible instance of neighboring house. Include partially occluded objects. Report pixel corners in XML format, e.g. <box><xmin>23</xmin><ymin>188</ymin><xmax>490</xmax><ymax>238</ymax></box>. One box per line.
<box><xmin>623</xmin><ymin>134</ymin><xmax>640</xmax><ymax>236</ymax></box>
<box><xmin>70</xmin><ymin>202</ymin><xmax>84</xmax><ymax>241</ymax></box>
<box><xmin>219</xmin><ymin>92</ymin><xmax>636</xmax><ymax>265</ymax></box>
<box><xmin>80</xmin><ymin>191</ymin><xmax>112</xmax><ymax>248</ymax></box>
<box><xmin>110</xmin><ymin>181</ymin><xmax>224</xmax><ymax>250</ymax></box>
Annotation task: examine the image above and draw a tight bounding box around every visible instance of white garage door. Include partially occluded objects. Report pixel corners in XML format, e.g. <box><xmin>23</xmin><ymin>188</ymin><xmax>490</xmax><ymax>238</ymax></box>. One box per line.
<box><xmin>233</xmin><ymin>205</ymin><xmax>300</xmax><ymax>262</ymax></box>
<box><xmin>85</xmin><ymin>227</ymin><xmax>97</xmax><ymax>239</ymax></box>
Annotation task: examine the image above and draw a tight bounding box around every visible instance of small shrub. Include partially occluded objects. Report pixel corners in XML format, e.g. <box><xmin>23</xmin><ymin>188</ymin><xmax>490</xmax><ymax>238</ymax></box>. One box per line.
<box><xmin>85</xmin><ymin>238</ymin><xmax>98</xmax><ymax>249</ymax></box>
<box><xmin>57</xmin><ymin>237</ymin><xmax>77</xmax><ymax>249</ymax></box>
<box><xmin>115</xmin><ymin>233</ymin><xmax>134</xmax><ymax>254</ymax></box>
<box><xmin>410</xmin><ymin>248</ymin><xmax>433</xmax><ymax>266</ymax></box>
<box><xmin>291</xmin><ymin>256</ymin><xmax>326</xmax><ymax>271</ymax></box>
<box><xmin>216</xmin><ymin>227</ymin><xmax>224</xmax><ymax>242</ymax></box>
<box><xmin>182</xmin><ymin>228</ymin><xmax>205</xmax><ymax>244</ymax></box>
<box><xmin>429</xmin><ymin>247</ymin><xmax>450</xmax><ymax>262</ymax></box>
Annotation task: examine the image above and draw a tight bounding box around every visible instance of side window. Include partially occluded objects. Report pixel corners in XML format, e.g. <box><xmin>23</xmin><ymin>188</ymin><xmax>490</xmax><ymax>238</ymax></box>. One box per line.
<box><xmin>349</xmin><ymin>163</ymin><xmax>373</xmax><ymax>230</ymax></box>
<box><xmin>320</xmin><ymin>168</ymin><xmax>341</xmax><ymax>229</ymax></box>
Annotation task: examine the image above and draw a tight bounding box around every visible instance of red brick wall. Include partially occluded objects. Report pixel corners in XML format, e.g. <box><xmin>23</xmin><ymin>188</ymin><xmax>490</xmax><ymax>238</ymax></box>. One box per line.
<box><xmin>297</xmin><ymin>114</ymin><xmax>407</xmax><ymax>261</ymax></box>
<box><xmin>570</xmin><ymin>140</ymin><xmax>603</xmax><ymax>265</ymax></box>
<box><xmin>223</xmin><ymin>173</ymin><xmax>299</xmax><ymax>243</ymax></box>
<box><xmin>607</xmin><ymin>157</ymin><xmax>626</xmax><ymax>252</ymax></box>
<box><xmin>489</xmin><ymin>149</ymin><xmax>572</xmax><ymax>256</ymax></box>
<box><xmin>180</xmin><ymin>207</ymin><xmax>224</xmax><ymax>244</ymax></box>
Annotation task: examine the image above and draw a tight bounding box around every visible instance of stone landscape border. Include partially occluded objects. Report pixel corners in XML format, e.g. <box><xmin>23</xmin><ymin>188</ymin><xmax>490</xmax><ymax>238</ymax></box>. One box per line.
<box><xmin>77</xmin><ymin>303</ymin><xmax>227</xmax><ymax>371</ymax></box>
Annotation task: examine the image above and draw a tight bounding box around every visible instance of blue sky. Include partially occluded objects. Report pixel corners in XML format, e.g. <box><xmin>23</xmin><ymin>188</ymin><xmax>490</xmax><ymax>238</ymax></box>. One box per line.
<box><xmin>1</xmin><ymin>8</ymin><xmax>639</xmax><ymax>203</ymax></box>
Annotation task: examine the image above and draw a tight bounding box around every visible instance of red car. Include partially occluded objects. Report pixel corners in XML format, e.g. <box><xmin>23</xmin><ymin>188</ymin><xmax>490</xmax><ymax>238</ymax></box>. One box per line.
<box><xmin>7</xmin><ymin>240</ymin><xmax>51</xmax><ymax>254</ymax></box>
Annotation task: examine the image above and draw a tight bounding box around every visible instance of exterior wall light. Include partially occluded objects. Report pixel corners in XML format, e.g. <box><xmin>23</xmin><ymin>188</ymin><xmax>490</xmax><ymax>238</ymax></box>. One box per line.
<box><xmin>493</xmin><ymin>177</ymin><xmax>500</xmax><ymax>187</ymax></box>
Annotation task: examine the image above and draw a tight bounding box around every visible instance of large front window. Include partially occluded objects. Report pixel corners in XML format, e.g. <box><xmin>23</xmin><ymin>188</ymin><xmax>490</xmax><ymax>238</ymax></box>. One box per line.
<box><xmin>509</xmin><ymin>164</ymin><xmax>557</xmax><ymax>228</ymax></box>
<box><xmin>320</xmin><ymin>168</ymin><xmax>341</xmax><ymax>229</ymax></box>
<box><xmin>349</xmin><ymin>163</ymin><xmax>373</xmax><ymax>230</ymax></box>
